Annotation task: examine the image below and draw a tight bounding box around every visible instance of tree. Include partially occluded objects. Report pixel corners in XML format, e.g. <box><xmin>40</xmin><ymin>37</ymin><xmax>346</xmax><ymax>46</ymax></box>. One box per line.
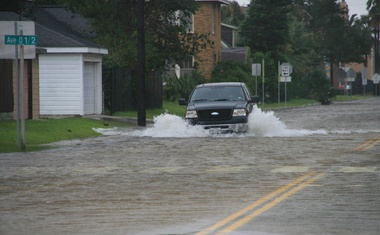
<box><xmin>240</xmin><ymin>0</ymin><xmax>292</xmax><ymax>60</ymax></box>
<box><xmin>0</xmin><ymin>0</ymin><xmax>28</xmax><ymax>13</ymax></box>
<box><xmin>235</xmin><ymin>0</ymin><xmax>372</xmax><ymax>103</ymax></box>
<box><xmin>294</xmin><ymin>0</ymin><xmax>346</xmax><ymax>65</ymax></box>
<box><xmin>293</xmin><ymin>0</ymin><xmax>372</xmax><ymax>87</ymax></box>
<box><xmin>33</xmin><ymin>0</ymin><xmax>214</xmax><ymax>110</ymax></box>
<box><xmin>52</xmin><ymin>0</ymin><xmax>212</xmax><ymax>73</ymax></box>
<box><xmin>221</xmin><ymin>1</ymin><xmax>245</xmax><ymax>26</ymax></box>
<box><xmin>341</xmin><ymin>15</ymin><xmax>372</xmax><ymax>64</ymax></box>
<box><xmin>22</xmin><ymin>0</ymin><xmax>210</xmax><ymax>71</ymax></box>
<box><xmin>283</xmin><ymin>15</ymin><xmax>324</xmax><ymax>99</ymax></box>
<box><xmin>238</xmin><ymin>0</ymin><xmax>292</xmax><ymax>102</ymax></box>
<box><xmin>284</xmin><ymin>15</ymin><xmax>321</xmax><ymax>75</ymax></box>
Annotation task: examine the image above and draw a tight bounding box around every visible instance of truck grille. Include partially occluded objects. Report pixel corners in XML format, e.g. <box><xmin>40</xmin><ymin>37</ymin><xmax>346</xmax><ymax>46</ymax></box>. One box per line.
<box><xmin>198</xmin><ymin>109</ymin><xmax>232</xmax><ymax>121</ymax></box>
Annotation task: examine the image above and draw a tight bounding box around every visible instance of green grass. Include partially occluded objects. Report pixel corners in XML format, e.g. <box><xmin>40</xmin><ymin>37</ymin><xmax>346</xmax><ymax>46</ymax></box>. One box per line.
<box><xmin>0</xmin><ymin>117</ymin><xmax>130</xmax><ymax>153</ymax></box>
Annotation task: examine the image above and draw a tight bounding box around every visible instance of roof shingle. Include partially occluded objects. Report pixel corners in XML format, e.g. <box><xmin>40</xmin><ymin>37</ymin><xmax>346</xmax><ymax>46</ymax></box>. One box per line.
<box><xmin>0</xmin><ymin>6</ymin><xmax>105</xmax><ymax>49</ymax></box>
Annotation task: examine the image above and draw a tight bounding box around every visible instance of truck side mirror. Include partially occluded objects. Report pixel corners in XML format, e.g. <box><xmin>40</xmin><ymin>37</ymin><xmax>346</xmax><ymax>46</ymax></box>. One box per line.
<box><xmin>251</xmin><ymin>96</ymin><xmax>260</xmax><ymax>104</ymax></box>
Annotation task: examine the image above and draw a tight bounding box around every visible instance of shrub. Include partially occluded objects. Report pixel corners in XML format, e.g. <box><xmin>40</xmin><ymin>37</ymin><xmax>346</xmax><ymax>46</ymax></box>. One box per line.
<box><xmin>306</xmin><ymin>69</ymin><xmax>336</xmax><ymax>105</ymax></box>
<box><xmin>163</xmin><ymin>70</ymin><xmax>205</xmax><ymax>101</ymax></box>
<box><xmin>211</xmin><ymin>61</ymin><xmax>255</xmax><ymax>94</ymax></box>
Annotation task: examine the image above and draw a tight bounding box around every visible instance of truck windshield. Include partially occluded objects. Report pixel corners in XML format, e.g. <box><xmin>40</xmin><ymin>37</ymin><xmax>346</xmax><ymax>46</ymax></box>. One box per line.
<box><xmin>190</xmin><ymin>86</ymin><xmax>245</xmax><ymax>102</ymax></box>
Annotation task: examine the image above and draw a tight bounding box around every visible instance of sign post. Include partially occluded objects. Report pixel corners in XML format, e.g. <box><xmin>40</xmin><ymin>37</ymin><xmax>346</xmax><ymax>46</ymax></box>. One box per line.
<box><xmin>262</xmin><ymin>59</ymin><xmax>265</xmax><ymax>106</ymax></box>
<box><xmin>252</xmin><ymin>63</ymin><xmax>261</xmax><ymax>96</ymax></box>
<box><xmin>20</xmin><ymin>42</ymin><xmax>25</xmax><ymax>150</ymax></box>
<box><xmin>280</xmin><ymin>63</ymin><xmax>293</xmax><ymax>107</ymax></box>
<box><xmin>362</xmin><ymin>67</ymin><xmax>367</xmax><ymax>96</ymax></box>
<box><xmin>373</xmin><ymin>73</ymin><xmax>380</xmax><ymax>96</ymax></box>
<box><xmin>14</xmin><ymin>23</ymin><xmax>20</xmax><ymax>150</ymax></box>
<box><xmin>3</xmin><ymin>23</ymin><xmax>38</xmax><ymax>150</ymax></box>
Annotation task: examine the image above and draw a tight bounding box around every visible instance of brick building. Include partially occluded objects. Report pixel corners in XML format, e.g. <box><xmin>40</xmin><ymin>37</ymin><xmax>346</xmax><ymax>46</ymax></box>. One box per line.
<box><xmin>193</xmin><ymin>0</ymin><xmax>229</xmax><ymax>79</ymax></box>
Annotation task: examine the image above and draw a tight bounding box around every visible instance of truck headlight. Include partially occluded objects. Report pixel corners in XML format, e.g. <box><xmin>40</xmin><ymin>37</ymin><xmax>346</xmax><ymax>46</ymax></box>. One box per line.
<box><xmin>233</xmin><ymin>109</ymin><xmax>246</xmax><ymax>116</ymax></box>
<box><xmin>185</xmin><ymin>110</ymin><xmax>198</xmax><ymax>118</ymax></box>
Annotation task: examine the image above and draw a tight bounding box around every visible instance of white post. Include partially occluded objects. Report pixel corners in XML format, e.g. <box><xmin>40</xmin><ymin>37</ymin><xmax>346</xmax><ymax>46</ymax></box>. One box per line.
<box><xmin>255</xmin><ymin>68</ymin><xmax>258</xmax><ymax>96</ymax></box>
<box><xmin>285</xmin><ymin>76</ymin><xmax>287</xmax><ymax>108</ymax></box>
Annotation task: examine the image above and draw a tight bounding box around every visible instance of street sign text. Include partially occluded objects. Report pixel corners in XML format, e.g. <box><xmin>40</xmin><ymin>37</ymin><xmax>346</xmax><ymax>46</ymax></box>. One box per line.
<box><xmin>4</xmin><ymin>35</ymin><xmax>38</xmax><ymax>45</ymax></box>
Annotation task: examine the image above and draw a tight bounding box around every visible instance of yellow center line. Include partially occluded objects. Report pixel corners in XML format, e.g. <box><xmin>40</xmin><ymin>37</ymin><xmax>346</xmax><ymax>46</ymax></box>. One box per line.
<box><xmin>195</xmin><ymin>171</ymin><xmax>317</xmax><ymax>235</ymax></box>
<box><xmin>353</xmin><ymin>135</ymin><xmax>380</xmax><ymax>151</ymax></box>
<box><xmin>366</xmin><ymin>139</ymin><xmax>380</xmax><ymax>150</ymax></box>
<box><xmin>216</xmin><ymin>173</ymin><xmax>327</xmax><ymax>235</ymax></box>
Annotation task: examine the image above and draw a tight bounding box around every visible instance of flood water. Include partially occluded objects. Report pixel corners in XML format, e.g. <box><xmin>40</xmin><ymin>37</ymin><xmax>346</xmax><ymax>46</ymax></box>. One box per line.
<box><xmin>1</xmin><ymin>97</ymin><xmax>380</xmax><ymax>235</ymax></box>
<box><xmin>94</xmin><ymin>105</ymin><xmax>328</xmax><ymax>138</ymax></box>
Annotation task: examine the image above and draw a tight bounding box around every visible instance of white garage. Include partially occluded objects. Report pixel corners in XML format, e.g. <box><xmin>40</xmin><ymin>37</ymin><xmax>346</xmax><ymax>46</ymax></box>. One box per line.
<box><xmin>1</xmin><ymin>7</ymin><xmax>109</xmax><ymax>118</ymax></box>
<box><xmin>39</xmin><ymin>51</ymin><xmax>106</xmax><ymax>116</ymax></box>
<box><xmin>31</xmin><ymin>6</ymin><xmax>108</xmax><ymax>116</ymax></box>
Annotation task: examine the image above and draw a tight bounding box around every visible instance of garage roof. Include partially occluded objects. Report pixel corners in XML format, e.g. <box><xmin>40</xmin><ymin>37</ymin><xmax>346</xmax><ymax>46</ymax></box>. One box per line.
<box><xmin>0</xmin><ymin>7</ymin><xmax>107</xmax><ymax>53</ymax></box>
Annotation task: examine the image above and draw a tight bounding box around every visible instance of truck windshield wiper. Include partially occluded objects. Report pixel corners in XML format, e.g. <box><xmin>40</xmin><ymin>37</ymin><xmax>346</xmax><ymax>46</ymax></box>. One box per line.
<box><xmin>213</xmin><ymin>98</ymin><xmax>229</xmax><ymax>101</ymax></box>
<box><xmin>192</xmin><ymin>99</ymin><xmax>210</xmax><ymax>102</ymax></box>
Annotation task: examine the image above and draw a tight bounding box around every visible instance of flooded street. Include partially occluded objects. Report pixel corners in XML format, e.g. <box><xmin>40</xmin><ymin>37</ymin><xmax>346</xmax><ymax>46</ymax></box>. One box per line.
<box><xmin>1</xmin><ymin>98</ymin><xmax>380</xmax><ymax>235</ymax></box>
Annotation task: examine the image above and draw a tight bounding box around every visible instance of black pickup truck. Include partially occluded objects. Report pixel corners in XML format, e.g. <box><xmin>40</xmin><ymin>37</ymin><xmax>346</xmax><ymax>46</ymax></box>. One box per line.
<box><xmin>179</xmin><ymin>82</ymin><xmax>259</xmax><ymax>133</ymax></box>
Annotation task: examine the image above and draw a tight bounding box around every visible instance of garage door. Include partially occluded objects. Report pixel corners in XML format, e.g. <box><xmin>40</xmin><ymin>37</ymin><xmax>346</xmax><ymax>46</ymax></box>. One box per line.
<box><xmin>84</xmin><ymin>62</ymin><xmax>96</xmax><ymax>114</ymax></box>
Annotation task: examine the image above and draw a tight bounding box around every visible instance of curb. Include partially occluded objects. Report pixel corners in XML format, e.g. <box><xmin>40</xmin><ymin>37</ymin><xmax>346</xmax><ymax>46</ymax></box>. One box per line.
<box><xmin>84</xmin><ymin>115</ymin><xmax>154</xmax><ymax>125</ymax></box>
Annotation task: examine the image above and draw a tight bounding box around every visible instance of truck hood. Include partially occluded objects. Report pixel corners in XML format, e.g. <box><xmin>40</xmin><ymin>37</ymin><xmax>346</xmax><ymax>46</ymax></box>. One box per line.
<box><xmin>187</xmin><ymin>101</ymin><xmax>246</xmax><ymax>110</ymax></box>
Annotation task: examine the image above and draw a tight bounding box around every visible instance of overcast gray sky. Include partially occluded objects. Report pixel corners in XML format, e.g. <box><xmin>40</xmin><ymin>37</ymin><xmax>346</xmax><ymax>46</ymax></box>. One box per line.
<box><xmin>234</xmin><ymin>0</ymin><xmax>368</xmax><ymax>17</ymax></box>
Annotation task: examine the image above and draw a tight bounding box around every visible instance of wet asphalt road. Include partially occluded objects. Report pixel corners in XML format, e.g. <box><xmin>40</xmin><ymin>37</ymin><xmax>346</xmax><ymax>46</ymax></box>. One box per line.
<box><xmin>1</xmin><ymin>97</ymin><xmax>380</xmax><ymax>235</ymax></box>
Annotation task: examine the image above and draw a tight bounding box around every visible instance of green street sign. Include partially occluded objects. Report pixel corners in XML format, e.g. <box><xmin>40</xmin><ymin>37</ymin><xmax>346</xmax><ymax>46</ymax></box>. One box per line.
<box><xmin>4</xmin><ymin>35</ymin><xmax>38</xmax><ymax>45</ymax></box>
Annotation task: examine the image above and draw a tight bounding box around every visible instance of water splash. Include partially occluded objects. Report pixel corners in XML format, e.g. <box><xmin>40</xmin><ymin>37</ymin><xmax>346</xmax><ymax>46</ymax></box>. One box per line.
<box><xmin>136</xmin><ymin>113</ymin><xmax>210</xmax><ymax>138</ymax></box>
<box><xmin>247</xmin><ymin>106</ymin><xmax>327</xmax><ymax>137</ymax></box>
<box><xmin>94</xmin><ymin>107</ymin><xmax>327</xmax><ymax>138</ymax></box>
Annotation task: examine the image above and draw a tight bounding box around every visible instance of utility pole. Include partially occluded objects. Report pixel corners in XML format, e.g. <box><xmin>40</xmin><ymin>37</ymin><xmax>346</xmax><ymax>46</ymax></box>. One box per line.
<box><xmin>137</xmin><ymin>0</ymin><xmax>146</xmax><ymax>126</ymax></box>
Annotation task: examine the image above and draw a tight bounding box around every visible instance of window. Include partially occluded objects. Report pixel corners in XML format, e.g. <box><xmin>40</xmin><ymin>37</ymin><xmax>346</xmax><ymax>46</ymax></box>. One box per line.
<box><xmin>181</xmin><ymin>56</ymin><xmax>194</xmax><ymax>69</ymax></box>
